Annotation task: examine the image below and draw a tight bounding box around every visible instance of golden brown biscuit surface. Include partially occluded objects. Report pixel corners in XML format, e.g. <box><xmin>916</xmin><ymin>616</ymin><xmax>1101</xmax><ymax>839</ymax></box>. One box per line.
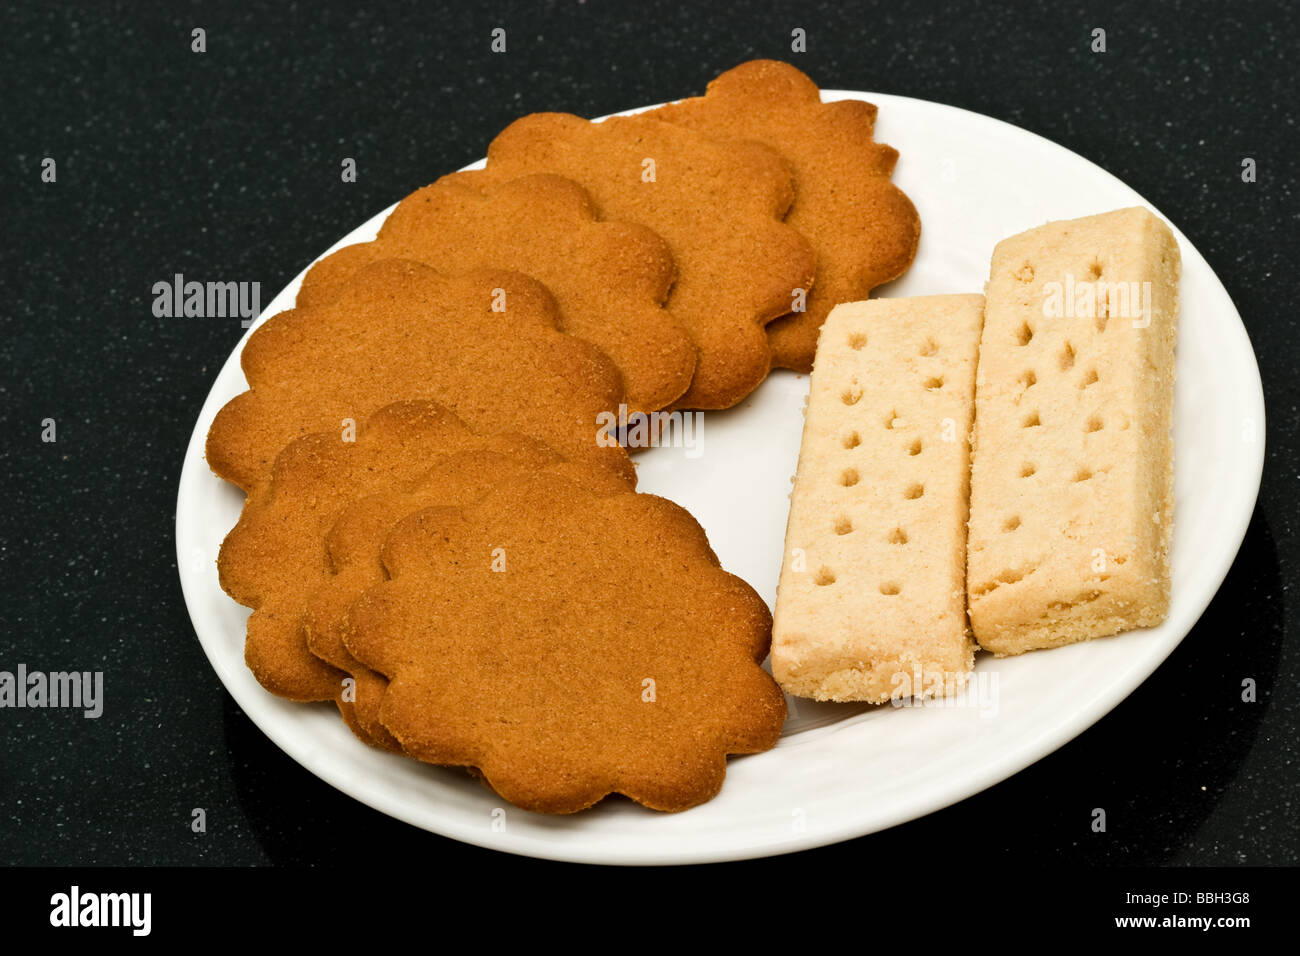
<box><xmin>344</xmin><ymin>473</ymin><xmax>788</xmax><ymax>813</ymax></box>
<box><xmin>218</xmin><ymin>401</ymin><xmax>599</xmax><ymax>702</ymax></box>
<box><xmin>298</xmin><ymin>173</ymin><xmax>695</xmax><ymax>414</ymax></box>
<box><xmin>205</xmin><ymin>258</ymin><xmax>634</xmax><ymax>491</ymax></box>
<box><xmin>304</xmin><ymin>444</ymin><xmax>633</xmax><ymax>750</ymax></box>
<box><xmin>654</xmin><ymin>59</ymin><xmax>920</xmax><ymax>373</ymax></box>
<box><xmin>460</xmin><ymin>112</ymin><xmax>816</xmax><ymax>409</ymax></box>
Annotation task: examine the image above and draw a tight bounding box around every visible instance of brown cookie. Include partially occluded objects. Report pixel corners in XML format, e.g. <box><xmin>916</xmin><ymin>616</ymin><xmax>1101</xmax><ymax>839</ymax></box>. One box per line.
<box><xmin>343</xmin><ymin>471</ymin><xmax>788</xmax><ymax>813</ymax></box>
<box><xmin>304</xmin><ymin>445</ymin><xmax>633</xmax><ymax>751</ymax></box>
<box><xmin>654</xmin><ymin>59</ymin><xmax>921</xmax><ymax>373</ymax></box>
<box><xmin>297</xmin><ymin>173</ymin><xmax>695</xmax><ymax>414</ymax></box>
<box><xmin>217</xmin><ymin>400</ymin><xmax>607</xmax><ymax>701</ymax></box>
<box><xmin>205</xmin><ymin>258</ymin><xmax>634</xmax><ymax>493</ymax></box>
<box><xmin>460</xmin><ymin>112</ymin><xmax>817</xmax><ymax>409</ymax></box>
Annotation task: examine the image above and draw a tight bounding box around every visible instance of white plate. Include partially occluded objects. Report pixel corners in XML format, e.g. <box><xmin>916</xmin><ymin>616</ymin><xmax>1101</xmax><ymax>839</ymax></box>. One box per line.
<box><xmin>176</xmin><ymin>92</ymin><xmax>1265</xmax><ymax>865</ymax></box>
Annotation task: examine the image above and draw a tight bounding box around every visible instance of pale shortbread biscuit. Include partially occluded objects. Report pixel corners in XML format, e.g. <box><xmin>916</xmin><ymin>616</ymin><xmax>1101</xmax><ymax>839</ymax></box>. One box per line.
<box><xmin>967</xmin><ymin>207</ymin><xmax>1180</xmax><ymax>654</ymax></box>
<box><xmin>772</xmin><ymin>295</ymin><xmax>984</xmax><ymax>702</ymax></box>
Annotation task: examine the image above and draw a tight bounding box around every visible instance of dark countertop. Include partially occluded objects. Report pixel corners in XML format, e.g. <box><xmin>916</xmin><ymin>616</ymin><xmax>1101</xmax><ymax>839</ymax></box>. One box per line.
<box><xmin>2</xmin><ymin>0</ymin><xmax>1296</xmax><ymax>867</ymax></box>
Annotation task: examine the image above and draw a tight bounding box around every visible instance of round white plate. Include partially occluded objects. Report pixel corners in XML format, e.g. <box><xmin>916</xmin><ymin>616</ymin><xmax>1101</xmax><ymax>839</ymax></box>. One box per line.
<box><xmin>176</xmin><ymin>92</ymin><xmax>1265</xmax><ymax>865</ymax></box>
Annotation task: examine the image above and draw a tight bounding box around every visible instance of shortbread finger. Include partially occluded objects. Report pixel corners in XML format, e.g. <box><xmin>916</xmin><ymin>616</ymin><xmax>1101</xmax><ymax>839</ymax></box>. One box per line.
<box><xmin>967</xmin><ymin>207</ymin><xmax>1180</xmax><ymax>655</ymax></box>
<box><xmin>772</xmin><ymin>295</ymin><xmax>984</xmax><ymax>702</ymax></box>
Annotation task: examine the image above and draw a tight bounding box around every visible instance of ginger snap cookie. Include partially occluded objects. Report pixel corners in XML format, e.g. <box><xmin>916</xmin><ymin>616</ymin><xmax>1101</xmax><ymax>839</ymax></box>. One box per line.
<box><xmin>205</xmin><ymin>258</ymin><xmax>634</xmax><ymax>492</ymax></box>
<box><xmin>304</xmin><ymin>444</ymin><xmax>633</xmax><ymax>750</ymax></box>
<box><xmin>458</xmin><ymin>111</ymin><xmax>816</xmax><ymax>409</ymax></box>
<box><xmin>217</xmin><ymin>401</ymin><xmax>627</xmax><ymax>701</ymax></box>
<box><xmin>342</xmin><ymin>471</ymin><xmax>787</xmax><ymax>812</ymax></box>
<box><xmin>654</xmin><ymin>59</ymin><xmax>920</xmax><ymax>373</ymax></box>
<box><xmin>297</xmin><ymin>173</ymin><xmax>695</xmax><ymax>414</ymax></box>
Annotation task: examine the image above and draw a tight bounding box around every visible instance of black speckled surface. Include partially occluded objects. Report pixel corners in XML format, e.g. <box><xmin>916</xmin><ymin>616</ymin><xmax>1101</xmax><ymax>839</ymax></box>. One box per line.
<box><xmin>2</xmin><ymin>0</ymin><xmax>1296</xmax><ymax>867</ymax></box>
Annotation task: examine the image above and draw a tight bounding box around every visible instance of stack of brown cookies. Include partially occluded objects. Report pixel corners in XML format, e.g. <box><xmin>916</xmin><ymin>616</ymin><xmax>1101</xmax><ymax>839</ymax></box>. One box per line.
<box><xmin>206</xmin><ymin>60</ymin><xmax>920</xmax><ymax>813</ymax></box>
